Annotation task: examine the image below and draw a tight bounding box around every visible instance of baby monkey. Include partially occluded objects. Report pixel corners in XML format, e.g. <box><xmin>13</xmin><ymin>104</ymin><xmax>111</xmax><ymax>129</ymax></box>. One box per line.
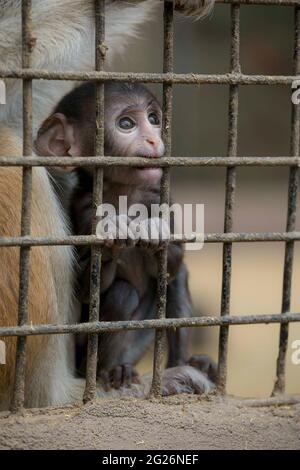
<box><xmin>35</xmin><ymin>82</ymin><xmax>217</xmax><ymax>393</ymax></box>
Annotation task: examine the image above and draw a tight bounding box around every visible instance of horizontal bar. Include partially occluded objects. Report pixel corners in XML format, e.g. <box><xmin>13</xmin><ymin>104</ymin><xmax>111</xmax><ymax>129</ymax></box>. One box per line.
<box><xmin>0</xmin><ymin>156</ymin><xmax>299</xmax><ymax>168</ymax></box>
<box><xmin>238</xmin><ymin>395</ymin><xmax>300</xmax><ymax>407</ymax></box>
<box><xmin>0</xmin><ymin>313</ymin><xmax>299</xmax><ymax>338</ymax></box>
<box><xmin>0</xmin><ymin>232</ymin><xmax>299</xmax><ymax>248</ymax></box>
<box><xmin>217</xmin><ymin>0</ymin><xmax>300</xmax><ymax>4</ymax></box>
<box><xmin>0</xmin><ymin>70</ymin><xmax>299</xmax><ymax>86</ymax></box>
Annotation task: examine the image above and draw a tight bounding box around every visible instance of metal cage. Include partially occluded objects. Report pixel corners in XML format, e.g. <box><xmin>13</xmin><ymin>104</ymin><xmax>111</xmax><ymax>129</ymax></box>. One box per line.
<box><xmin>0</xmin><ymin>0</ymin><xmax>299</xmax><ymax>412</ymax></box>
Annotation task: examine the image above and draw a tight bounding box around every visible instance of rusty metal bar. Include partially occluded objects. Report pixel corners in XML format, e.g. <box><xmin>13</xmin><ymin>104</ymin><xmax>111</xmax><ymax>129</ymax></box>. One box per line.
<box><xmin>273</xmin><ymin>7</ymin><xmax>300</xmax><ymax>395</ymax></box>
<box><xmin>239</xmin><ymin>395</ymin><xmax>300</xmax><ymax>407</ymax></box>
<box><xmin>1</xmin><ymin>69</ymin><xmax>300</xmax><ymax>86</ymax></box>
<box><xmin>0</xmin><ymin>155</ymin><xmax>299</xmax><ymax>168</ymax></box>
<box><xmin>218</xmin><ymin>4</ymin><xmax>240</xmax><ymax>394</ymax></box>
<box><xmin>217</xmin><ymin>0</ymin><xmax>300</xmax><ymax>4</ymax></box>
<box><xmin>83</xmin><ymin>0</ymin><xmax>105</xmax><ymax>404</ymax></box>
<box><xmin>0</xmin><ymin>313</ymin><xmax>300</xmax><ymax>338</ymax></box>
<box><xmin>0</xmin><ymin>231</ymin><xmax>299</xmax><ymax>248</ymax></box>
<box><xmin>10</xmin><ymin>0</ymin><xmax>33</xmax><ymax>413</ymax></box>
<box><xmin>151</xmin><ymin>0</ymin><xmax>174</xmax><ymax>398</ymax></box>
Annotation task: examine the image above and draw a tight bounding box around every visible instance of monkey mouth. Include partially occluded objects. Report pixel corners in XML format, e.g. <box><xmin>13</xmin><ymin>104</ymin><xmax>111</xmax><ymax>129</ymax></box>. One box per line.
<box><xmin>135</xmin><ymin>166</ymin><xmax>163</xmax><ymax>181</ymax></box>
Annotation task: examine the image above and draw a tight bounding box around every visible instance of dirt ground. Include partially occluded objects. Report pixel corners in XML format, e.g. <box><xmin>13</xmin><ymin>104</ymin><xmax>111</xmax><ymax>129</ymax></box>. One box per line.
<box><xmin>0</xmin><ymin>395</ymin><xmax>299</xmax><ymax>450</ymax></box>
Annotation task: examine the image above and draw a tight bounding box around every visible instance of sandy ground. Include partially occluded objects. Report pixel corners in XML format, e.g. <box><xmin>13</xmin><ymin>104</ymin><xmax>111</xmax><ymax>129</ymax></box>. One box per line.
<box><xmin>0</xmin><ymin>396</ymin><xmax>299</xmax><ymax>450</ymax></box>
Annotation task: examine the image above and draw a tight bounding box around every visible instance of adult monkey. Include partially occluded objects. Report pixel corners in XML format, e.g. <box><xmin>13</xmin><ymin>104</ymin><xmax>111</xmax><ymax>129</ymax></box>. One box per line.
<box><xmin>0</xmin><ymin>0</ymin><xmax>215</xmax><ymax>409</ymax></box>
<box><xmin>0</xmin><ymin>0</ymin><xmax>214</xmax><ymax>134</ymax></box>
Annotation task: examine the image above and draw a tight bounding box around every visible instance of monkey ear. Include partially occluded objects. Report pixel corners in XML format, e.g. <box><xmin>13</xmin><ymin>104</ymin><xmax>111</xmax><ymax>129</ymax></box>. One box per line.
<box><xmin>35</xmin><ymin>113</ymin><xmax>81</xmax><ymax>169</ymax></box>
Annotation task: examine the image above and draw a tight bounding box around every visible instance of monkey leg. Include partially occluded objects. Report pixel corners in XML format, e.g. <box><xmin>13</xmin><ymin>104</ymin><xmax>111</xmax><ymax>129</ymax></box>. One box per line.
<box><xmin>76</xmin><ymin>279</ymin><xmax>156</xmax><ymax>390</ymax></box>
<box><xmin>97</xmin><ymin>279</ymin><xmax>141</xmax><ymax>389</ymax></box>
<box><xmin>187</xmin><ymin>354</ymin><xmax>218</xmax><ymax>384</ymax></box>
<box><xmin>96</xmin><ymin>363</ymin><xmax>216</xmax><ymax>399</ymax></box>
<box><xmin>165</xmin><ymin>266</ymin><xmax>218</xmax><ymax>386</ymax></box>
<box><xmin>166</xmin><ymin>263</ymin><xmax>192</xmax><ymax>368</ymax></box>
<box><xmin>161</xmin><ymin>364</ymin><xmax>216</xmax><ymax>396</ymax></box>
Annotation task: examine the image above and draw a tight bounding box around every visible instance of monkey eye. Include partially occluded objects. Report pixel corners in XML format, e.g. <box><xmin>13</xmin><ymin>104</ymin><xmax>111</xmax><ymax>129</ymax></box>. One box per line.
<box><xmin>117</xmin><ymin>116</ymin><xmax>136</xmax><ymax>131</ymax></box>
<box><xmin>148</xmin><ymin>112</ymin><xmax>160</xmax><ymax>126</ymax></box>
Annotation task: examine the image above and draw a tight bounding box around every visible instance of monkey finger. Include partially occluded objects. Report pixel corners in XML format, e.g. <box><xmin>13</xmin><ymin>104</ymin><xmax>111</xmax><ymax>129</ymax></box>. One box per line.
<box><xmin>98</xmin><ymin>369</ymin><xmax>111</xmax><ymax>392</ymax></box>
<box><xmin>115</xmin><ymin>238</ymin><xmax>127</xmax><ymax>248</ymax></box>
<box><xmin>102</xmin><ymin>238</ymin><xmax>115</xmax><ymax>248</ymax></box>
<box><xmin>136</xmin><ymin>222</ymin><xmax>150</xmax><ymax>244</ymax></box>
<box><xmin>123</xmin><ymin>364</ymin><xmax>140</xmax><ymax>388</ymax></box>
<box><xmin>149</xmin><ymin>217</ymin><xmax>170</xmax><ymax>246</ymax></box>
<box><xmin>132</xmin><ymin>368</ymin><xmax>141</xmax><ymax>385</ymax></box>
<box><xmin>126</xmin><ymin>227</ymin><xmax>138</xmax><ymax>247</ymax></box>
<box><xmin>116</xmin><ymin>216</ymin><xmax>136</xmax><ymax>247</ymax></box>
<box><xmin>123</xmin><ymin>364</ymin><xmax>133</xmax><ymax>388</ymax></box>
<box><xmin>187</xmin><ymin>354</ymin><xmax>218</xmax><ymax>384</ymax></box>
<box><xmin>111</xmin><ymin>366</ymin><xmax>123</xmax><ymax>389</ymax></box>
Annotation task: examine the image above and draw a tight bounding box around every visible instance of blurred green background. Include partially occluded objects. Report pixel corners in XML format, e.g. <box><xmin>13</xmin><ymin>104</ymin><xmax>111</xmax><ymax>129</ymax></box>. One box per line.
<box><xmin>111</xmin><ymin>4</ymin><xmax>300</xmax><ymax>398</ymax></box>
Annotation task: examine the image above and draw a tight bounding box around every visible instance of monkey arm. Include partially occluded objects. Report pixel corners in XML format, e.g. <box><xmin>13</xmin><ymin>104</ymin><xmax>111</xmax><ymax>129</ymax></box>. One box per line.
<box><xmin>97</xmin><ymin>279</ymin><xmax>156</xmax><ymax>389</ymax></box>
<box><xmin>166</xmin><ymin>263</ymin><xmax>192</xmax><ymax>367</ymax></box>
<box><xmin>112</xmin><ymin>0</ymin><xmax>214</xmax><ymax>20</ymax></box>
<box><xmin>0</xmin><ymin>1</ymin><xmax>95</xmax><ymax>130</ymax></box>
<box><xmin>142</xmin><ymin>242</ymin><xmax>183</xmax><ymax>281</ymax></box>
<box><xmin>141</xmin><ymin>241</ymin><xmax>191</xmax><ymax>368</ymax></box>
<box><xmin>173</xmin><ymin>0</ymin><xmax>214</xmax><ymax>19</ymax></box>
<box><xmin>0</xmin><ymin>1</ymin><xmax>160</xmax><ymax>130</ymax></box>
<box><xmin>0</xmin><ymin>1</ymin><xmax>214</xmax><ymax>131</ymax></box>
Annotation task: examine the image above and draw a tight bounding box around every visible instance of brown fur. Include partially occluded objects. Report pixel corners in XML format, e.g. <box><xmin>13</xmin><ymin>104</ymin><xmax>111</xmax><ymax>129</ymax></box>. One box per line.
<box><xmin>0</xmin><ymin>126</ymin><xmax>77</xmax><ymax>409</ymax></box>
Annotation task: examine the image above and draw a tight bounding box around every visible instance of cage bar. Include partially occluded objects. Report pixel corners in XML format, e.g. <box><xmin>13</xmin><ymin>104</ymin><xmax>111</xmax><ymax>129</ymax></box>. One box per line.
<box><xmin>273</xmin><ymin>6</ymin><xmax>300</xmax><ymax>395</ymax></box>
<box><xmin>218</xmin><ymin>4</ymin><xmax>240</xmax><ymax>394</ymax></box>
<box><xmin>217</xmin><ymin>0</ymin><xmax>300</xmax><ymax>4</ymax></box>
<box><xmin>0</xmin><ymin>313</ymin><xmax>300</xmax><ymax>339</ymax></box>
<box><xmin>0</xmin><ymin>155</ymin><xmax>299</xmax><ymax>168</ymax></box>
<box><xmin>10</xmin><ymin>0</ymin><xmax>34</xmax><ymax>413</ymax></box>
<box><xmin>2</xmin><ymin>70</ymin><xmax>300</xmax><ymax>86</ymax></box>
<box><xmin>0</xmin><ymin>231</ymin><xmax>299</xmax><ymax>248</ymax></box>
<box><xmin>0</xmin><ymin>0</ymin><xmax>298</xmax><ymax>409</ymax></box>
<box><xmin>83</xmin><ymin>0</ymin><xmax>105</xmax><ymax>404</ymax></box>
<box><xmin>150</xmin><ymin>0</ymin><xmax>174</xmax><ymax>397</ymax></box>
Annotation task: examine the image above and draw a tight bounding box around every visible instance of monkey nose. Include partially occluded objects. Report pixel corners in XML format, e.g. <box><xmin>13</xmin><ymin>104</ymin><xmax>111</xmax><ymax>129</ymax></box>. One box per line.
<box><xmin>146</xmin><ymin>137</ymin><xmax>156</xmax><ymax>146</ymax></box>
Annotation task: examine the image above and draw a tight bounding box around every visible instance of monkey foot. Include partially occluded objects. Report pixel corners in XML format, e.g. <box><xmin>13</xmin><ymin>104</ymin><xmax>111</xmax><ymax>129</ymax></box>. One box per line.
<box><xmin>161</xmin><ymin>355</ymin><xmax>218</xmax><ymax>397</ymax></box>
<box><xmin>187</xmin><ymin>354</ymin><xmax>218</xmax><ymax>384</ymax></box>
<box><xmin>98</xmin><ymin>364</ymin><xmax>140</xmax><ymax>391</ymax></box>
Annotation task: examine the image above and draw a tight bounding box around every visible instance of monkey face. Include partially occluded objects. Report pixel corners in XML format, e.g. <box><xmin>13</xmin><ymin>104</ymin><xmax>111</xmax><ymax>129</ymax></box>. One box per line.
<box><xmin>35</xmin><ymin>82</ymin><xmax>165</xmax><ymax>189</ymax></box>
<box><xmin>104</xmin><ymin>98</ymin><xmax>165</xmax><ymax>187</ymax></box>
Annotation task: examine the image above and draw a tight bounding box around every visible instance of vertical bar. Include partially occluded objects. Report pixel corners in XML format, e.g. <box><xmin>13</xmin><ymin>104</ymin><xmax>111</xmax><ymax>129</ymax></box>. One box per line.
<box><xmin>273</xmin><ymin>6</ymin><xmax>300</xmax><ymax>395</ymax></box>
<box><xmin>217</xmin><ymin>4</ymin><xmax>240</xmax><ymax>394</ymax></box>
<box><xmin>83</xmin><ymin>0</ymin><xmax>105</xmax><ymax>403</ymax></box>
<box><xmin>10</xmin><ymin>0</ymin><xmax>33</xmax><ymax>412</ymax></box>
<box><xmin>150</xmin><ymin>0</ymin><xmax>174</xmax><ymax>397</ymax></box>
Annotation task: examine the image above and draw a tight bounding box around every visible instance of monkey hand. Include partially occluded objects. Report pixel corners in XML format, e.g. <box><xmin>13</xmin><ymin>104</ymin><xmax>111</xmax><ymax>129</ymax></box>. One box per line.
<box><xmin>97</xmin><ymin>214</ymin><xmax>137</xmax><ymax>250</ymax></box>
<box><xmin>136</xmin><ymin>216</ymin><xmax>170</xmax><ymax>252</ymax></box>
<box><xmin>174</xmin><ymin>0</ymin><xmax>215</xmax><ymax>19</ymax></box>
<box><xmin>98</xmin><ymin>363</ymin><xmax>140</xmax><ymax>391</ymax></box>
